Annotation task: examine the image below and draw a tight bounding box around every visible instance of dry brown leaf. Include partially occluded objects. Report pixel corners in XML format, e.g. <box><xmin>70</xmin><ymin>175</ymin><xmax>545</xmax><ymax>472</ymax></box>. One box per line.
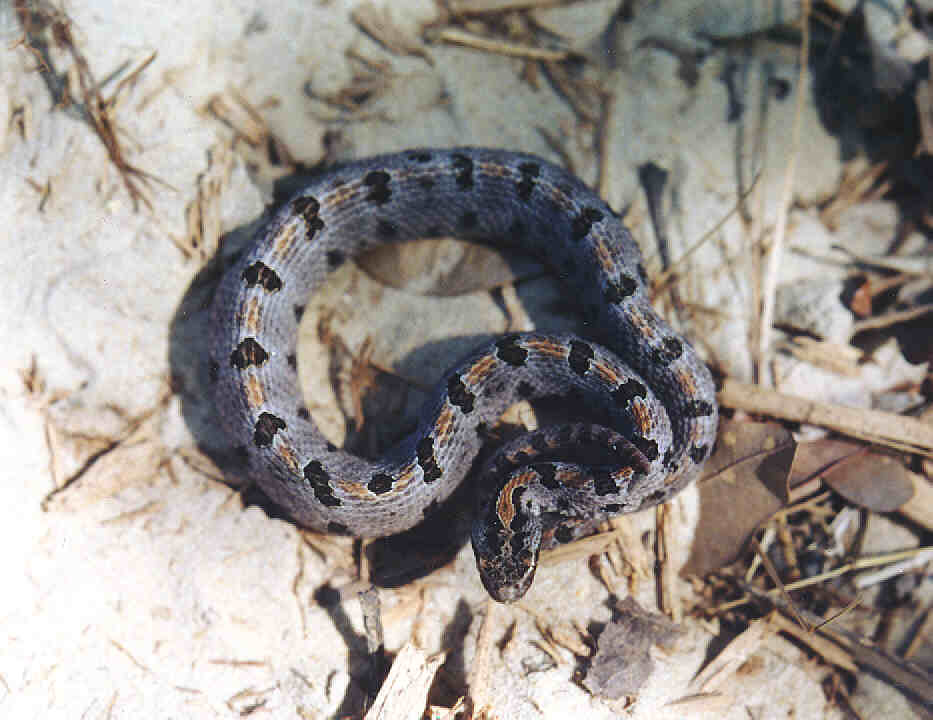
<box><xmin>899</xmin><ymin>470</ymin><xmax>933</xmax><ymax>531</ymax></box>
<box><xmin>790</xmin><ymin>438</ymin><xmax>915</xmax><ymax>512</ymax></box>
<box><xmin>788</xmin><ymin>437</ymin><xmax>864</xmax><ymax>486</ymax></box>
<box><xmin>821</xmin><ymin>453</ymin><xmax>915</xmax><ymax>513</ymax></box>
<box><xmin>682</xmin><ymin>420</ymin><xmax>795</xmax><ymax>577</ymax></box>
<box><xmin>582</xmin><ymin>596</ymin><xmax>684</xmax><ymax>699</ymax></box>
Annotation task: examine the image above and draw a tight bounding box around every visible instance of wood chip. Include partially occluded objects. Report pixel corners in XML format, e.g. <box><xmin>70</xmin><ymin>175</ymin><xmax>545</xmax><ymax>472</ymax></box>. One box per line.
<box><xmin>352</xmin><ymin>2</ymin><xmax>432</xmax><ymax>63</ymax></box>
<box><xmin>768</xmin><ymin>612</ymin><xmax>858</xmax><ymax>673</ymax></box>
<box><xmin>689</xmin><ymin>619</ymin><xmax>775</xmax><ymax>694</ymax></box>
<box><xmin>364</xmin><ymin>643</ymin><xmax>445</xmax><ymax>720</ymax></box>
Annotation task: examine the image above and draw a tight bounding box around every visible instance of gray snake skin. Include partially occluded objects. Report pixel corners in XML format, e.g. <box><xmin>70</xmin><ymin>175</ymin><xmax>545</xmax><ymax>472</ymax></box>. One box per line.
<box><xmin>209</xmin><ymin>148</ymin><xmax>718</xmax><ymax>602</ymax></box>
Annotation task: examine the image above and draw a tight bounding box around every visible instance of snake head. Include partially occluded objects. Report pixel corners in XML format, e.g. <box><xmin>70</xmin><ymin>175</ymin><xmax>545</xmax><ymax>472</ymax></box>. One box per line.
<box><xmin>471</xmin><ymin>499</ymin><xmax>543</xmax><ymax>603</ymax></box>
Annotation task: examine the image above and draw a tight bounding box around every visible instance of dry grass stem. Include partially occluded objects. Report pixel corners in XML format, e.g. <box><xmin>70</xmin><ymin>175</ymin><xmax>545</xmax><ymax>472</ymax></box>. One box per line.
<box><xmin>757</xmin><ymin>0</ymin><xmax>810</xmax><ymax>381</ymax></box>
<box><xmin>436</xmin><ymin>28</ymin><xmax>571</xmax><ymax>61</ymax></box>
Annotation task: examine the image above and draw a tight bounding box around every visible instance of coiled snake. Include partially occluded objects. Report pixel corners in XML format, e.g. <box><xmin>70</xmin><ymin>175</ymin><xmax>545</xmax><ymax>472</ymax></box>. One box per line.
<box><xmin>209</xmin><ymin>148</ymin><xmax>718</xmax><ymax>602</ymax></box>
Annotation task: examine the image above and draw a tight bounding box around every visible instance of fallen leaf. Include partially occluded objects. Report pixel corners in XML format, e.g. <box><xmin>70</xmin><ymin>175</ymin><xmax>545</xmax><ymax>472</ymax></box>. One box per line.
<box><xmin>583</xmin><ymin>596</ymin><xmax>684</xmax><ymax>699</ymax></box>
<box><xmin>790</xmin><ymin>438</ymin><xmax>915</xmax><ymax>512</ymax></box>
<box><xmin>682</xmin><ymin>420</ymin><xmax>795</xmax><ymax>577</ymax></box>
<box><xmin>822</xmin><ymin>452</ymin><xmax>915</xmax><ymax>512</ymax></box>
<box><xmin>788</xmin><ymin>437</ymin><xmax>864</xmax><ymax>487</ymax></box>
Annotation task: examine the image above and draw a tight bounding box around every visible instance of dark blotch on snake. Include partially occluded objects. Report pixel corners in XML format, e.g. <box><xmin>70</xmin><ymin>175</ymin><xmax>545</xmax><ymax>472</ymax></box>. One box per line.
<box><xmin>509</xmin><ymin>487</ymin><xmax>527</xmax><ymax>531</ymax></box>
<box><xmin>534</xmin><ymin>463</ymin><xmax>560</xmax><ymax>490</ymax></box>
<box><xmin>363</xmin><ymin>170</ymin><xmax>392</xmax><ymax>204</ymax></box>
<box><xmin>496</xmin><ymin>336</ymin><xmax>528</xmax><ymax>367</ymax></box>
<box><xmin>664</xmin><ymin>337</ymin><xmax>684</xmax><ymax>359</ymax></box>
<box><xmin>416</xmin><ymin>436</ymin><xmax>443</xmax><ymax>483</ymax></box>
<box><xmin>651</xmin><ymin>337</ymin><xmax>684</xmax><ymax>365</ymax></box>
<box><xmin>631</xmin><ymin>435</ymin><xmax>660</xmax><ymax>462</ymax></box>
<box><xmin>326</xmin><ymin>250</ymin><xmax>345</xmax><ymax>268</ymax></box>
<box><xmin>555</xmin><ymin>526</ymin><xmax>574</xmax><ymax>544</ymax></box>
<box><xmin>567</xmin><ymin>340</ymin><xmax>594</xmax><ymax>376</ymax></box>
<box><xmin>593</xmin><ymin>470</ymin><xmax>618</xmax><ymax>496</ymax></box>
<box><xmin>208</xmin><ymin>359</ymin><xmax>219</xmax><ymax>383</ymax></box>
<box><xmin>253</xmin><ymin>412</ymin><xmax>286</xmax><ymax>447</ymax></box>
<box><xmin>231</xmin><ymin>338</ymin><xmax>269</xmax><ymax>370</ymax></box>
<box><xmin>291</xmin><ymin>195</ymin><xmax>319</xmax><ymax>219</ymax></box>
<box><xmin>286</xmin><ymin>353</ymin><xmax>297</xmax><ymax>370</ymax></box>
<box><xmin>516</xmin><ymin>381</ymin><xmax>534</xmax><ymax>398</ymax></box>
<box><xmin>689</xmin><ymin>444</ymin><xmax>708</xmax><ymax>463</ymax></box>
<box><xmin>291</xmin><ymin>196</ymin><xmax>324</xmax><ymax>239</ymax></box>
<box><xmin>570</xmin><ymin>207</ymin><xmax>604</xmax><ymax>241</ymax></box>
<box><xmin>612</xmin><ymin>378</ymin><xmax>647</xmax><ymax>407</ymax></box>
<box><xmin>242</xmin><ymin>261</ymin><xmax>283</xmax><ymax>293</ymax></box>
<box><xmin>368</xmin><ymin>473</ymin><xmax>394</xmax><ymax>495</ymax></box>
<box><xmin>451</xmin><ymin>153</ymin><xmax>474</xmax><ymax>190</ymax></box>
<box><xmin>516</xmin><ymin>162</ymin><xmax>539</xmax><ymax>201</ymax></box>
<box><xmin>447</xmin><ymin>375</ymin><xmax>475</xmax><ymax>413</ymax></box>
<box><xmin>304</xmin><ymin>460</ymin><xmax>341</xmax><ymax>507</ymax></box>
<box><xmin>686</xmin><ymin>399</ymin><xmax>715</xmax><ymax>417</ymax></box>
<box><xmin>604</xmin><ymin>273</ymin><xmax>637</xmax><ymax>303</ymax></box>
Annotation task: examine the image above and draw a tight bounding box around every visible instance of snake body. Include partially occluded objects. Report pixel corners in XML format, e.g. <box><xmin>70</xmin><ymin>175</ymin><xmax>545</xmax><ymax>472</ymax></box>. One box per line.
<box><xmin>210</xmin><ymin>148</ymin><xmax>717</xmax><ymax>602</ymax></box>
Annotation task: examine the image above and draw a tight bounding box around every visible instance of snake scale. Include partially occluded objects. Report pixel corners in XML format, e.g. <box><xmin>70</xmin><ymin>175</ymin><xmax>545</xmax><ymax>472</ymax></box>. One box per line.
<box><xmin>209</xmin><ymin>148</ymin><xmax>718</xmax><ymax>602</ymax></box>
